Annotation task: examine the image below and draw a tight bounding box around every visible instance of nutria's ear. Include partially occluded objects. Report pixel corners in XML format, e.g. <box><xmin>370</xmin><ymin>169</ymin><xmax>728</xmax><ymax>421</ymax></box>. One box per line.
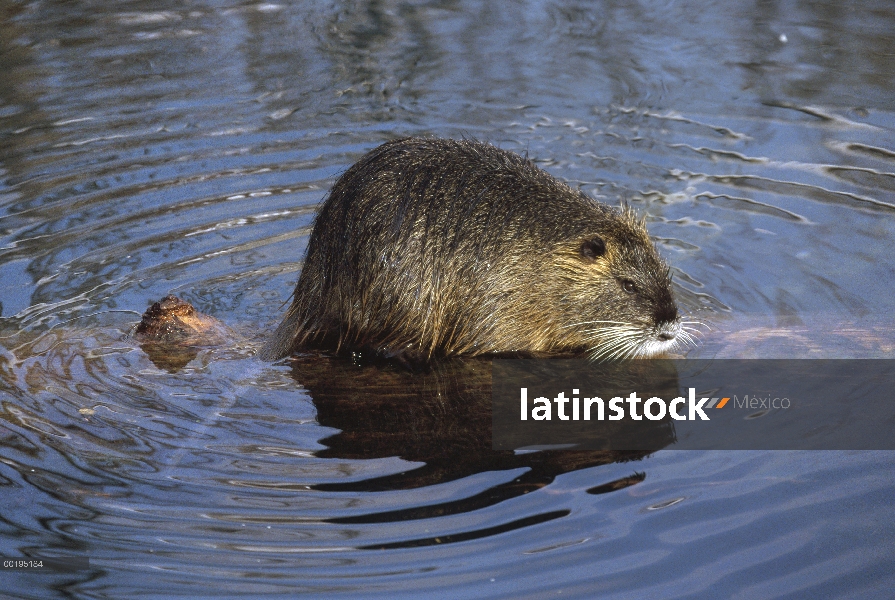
<box><xmin>580</xmin><ymin>237</ymin><xmax>606</xmax><ymax>260</ymax></box>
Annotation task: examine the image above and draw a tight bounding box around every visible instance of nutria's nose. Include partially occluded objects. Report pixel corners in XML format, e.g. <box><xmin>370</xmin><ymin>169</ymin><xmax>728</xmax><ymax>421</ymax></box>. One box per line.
<box><xmin>657</xmin><ymin>331</ymin><xmax>675</xmax><ymax>341</ymax></box>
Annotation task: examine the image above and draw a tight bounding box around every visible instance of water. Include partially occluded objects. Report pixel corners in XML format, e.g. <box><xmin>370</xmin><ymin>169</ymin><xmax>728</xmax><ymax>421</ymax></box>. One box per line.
<box><xmin>1</xmin><ymin>0</ymin><xmax>894</xmax><ymax>597</ymax></box>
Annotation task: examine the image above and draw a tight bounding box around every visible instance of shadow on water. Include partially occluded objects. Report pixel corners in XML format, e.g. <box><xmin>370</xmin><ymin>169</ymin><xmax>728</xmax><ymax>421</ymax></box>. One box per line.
<box><xmin>294</xmin><ymin>354</ymin><xmax>671</xmax><ymax>477</ymax></box>
<box><xmin>138</xmin><ymin>334</ymin><xmax>672</xmax><ymax>548</ymax></box>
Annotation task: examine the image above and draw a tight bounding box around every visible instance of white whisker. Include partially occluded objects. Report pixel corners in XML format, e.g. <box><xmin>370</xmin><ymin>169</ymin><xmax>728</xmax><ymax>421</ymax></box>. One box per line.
<box><xmin>579</xmin><ymin>314</ymin><xmax>698</xmax><ymax>361</ymax></box>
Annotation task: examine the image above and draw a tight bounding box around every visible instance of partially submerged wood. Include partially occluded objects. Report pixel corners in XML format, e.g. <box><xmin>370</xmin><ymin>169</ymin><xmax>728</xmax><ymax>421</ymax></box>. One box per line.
<box><xmin>135</xmin><ymin>295</ymin><xmax>232</xmax><ymax>370</ymax></box>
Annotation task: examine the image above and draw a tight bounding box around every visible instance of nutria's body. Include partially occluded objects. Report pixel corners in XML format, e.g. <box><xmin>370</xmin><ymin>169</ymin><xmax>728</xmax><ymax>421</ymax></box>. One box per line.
<box><xmin>261</xmin><ymin>137</ymin><xmax>684</xmax><ymax>362</ymax></box>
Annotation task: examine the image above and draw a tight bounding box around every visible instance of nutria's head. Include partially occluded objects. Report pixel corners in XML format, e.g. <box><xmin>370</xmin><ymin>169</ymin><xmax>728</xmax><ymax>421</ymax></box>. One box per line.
<box><xmin>542</xmin><ymin>207</ymin><xmax>682</xmax><ymax>360</ymax></box>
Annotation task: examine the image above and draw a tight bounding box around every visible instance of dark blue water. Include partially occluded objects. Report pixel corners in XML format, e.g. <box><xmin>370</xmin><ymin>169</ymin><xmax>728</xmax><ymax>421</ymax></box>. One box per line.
<box><xmin>1</xmin><ymin>0</ymin><xmax>894</xmax><ymax>597</ymax></box>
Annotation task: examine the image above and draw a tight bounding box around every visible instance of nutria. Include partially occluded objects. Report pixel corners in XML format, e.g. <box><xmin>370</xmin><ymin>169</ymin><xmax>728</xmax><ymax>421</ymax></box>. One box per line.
<box><xmin>261</xmin><ymin>137</ymin><xmax>687</xmax><ymax>363</ymax></box>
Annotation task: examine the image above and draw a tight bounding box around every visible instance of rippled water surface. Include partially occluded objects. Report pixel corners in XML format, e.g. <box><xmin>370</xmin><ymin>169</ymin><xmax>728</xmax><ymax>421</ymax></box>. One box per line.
<box><xmin>2</xmin><ymin>1</ymin><xmax>895</xmax><ymax>597</ymax></box>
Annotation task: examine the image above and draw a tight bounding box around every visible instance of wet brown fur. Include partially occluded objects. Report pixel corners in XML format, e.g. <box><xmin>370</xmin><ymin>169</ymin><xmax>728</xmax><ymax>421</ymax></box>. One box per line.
<box><xmin>261</xmin><ymin>137</ymin><xmax>678</xmax><ymax>362</ymax></box>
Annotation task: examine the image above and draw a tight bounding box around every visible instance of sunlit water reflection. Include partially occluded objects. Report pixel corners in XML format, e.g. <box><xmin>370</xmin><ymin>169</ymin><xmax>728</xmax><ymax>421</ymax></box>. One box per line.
<box><xmin>1</xmin><ymin>1</ymin><xmax>894</xmax><ymax>597</ymax></box>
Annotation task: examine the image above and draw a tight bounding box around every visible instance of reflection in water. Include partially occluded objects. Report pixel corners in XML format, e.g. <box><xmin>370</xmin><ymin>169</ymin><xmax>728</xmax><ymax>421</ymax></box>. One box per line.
<box><xmin>1</xmin><ymin>0</ymin><xmax>895</xmax><ymax>596</ymax></box>
<box><xmin>294</xmin><ymin>356</ymin><xmax>663</xmax><ymax>548</ymax></box>
<box><xmin>299</xmin><ymin>355</ymin><xmax>663</xmax><ymax>495</ymax></box>
<box><xmin>134</xmin><ymin>310</ymin><xmax>663</xmax><ymax>535</ymax></box>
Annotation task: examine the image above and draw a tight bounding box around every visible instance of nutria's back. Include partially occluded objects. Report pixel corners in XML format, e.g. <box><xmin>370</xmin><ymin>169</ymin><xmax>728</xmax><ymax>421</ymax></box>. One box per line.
<box><xmin>262</xmin><ymin>137</ymin><xmax>682</xmax><ymax>362</ymax></box>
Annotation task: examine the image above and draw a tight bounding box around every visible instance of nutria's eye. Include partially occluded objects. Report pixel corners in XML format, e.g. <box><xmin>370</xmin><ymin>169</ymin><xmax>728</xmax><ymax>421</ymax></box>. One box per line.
<box><xmin>580</xmin><ymin>237</ymin><xmax>605</xmax><ymax>260</ymax></box>
<box><xmin>622</xmin><ymin>279</ymin><xmax>636</xmax><ymax>294</ymax></box>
